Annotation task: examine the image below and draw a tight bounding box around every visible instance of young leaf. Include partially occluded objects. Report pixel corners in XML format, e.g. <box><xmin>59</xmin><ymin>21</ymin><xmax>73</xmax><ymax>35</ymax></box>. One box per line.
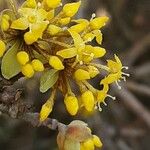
<box><xmin>40</xmin><ymin>69</ymin><xmax>59</xmax><ymax>93</ymax></box>
<box><xmin>1</xmin><ymin>40</ymin><xmax>21</xmax><ymax>79</ymax></box>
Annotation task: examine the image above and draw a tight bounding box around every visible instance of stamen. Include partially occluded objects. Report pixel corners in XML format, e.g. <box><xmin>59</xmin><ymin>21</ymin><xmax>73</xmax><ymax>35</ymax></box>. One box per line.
<box><xmin>115</xmin><ymin>81</ymin><xmax>122</xmax><ymax>90</ymax></box>
<box><xmin>60</xmin><ymin>3</ymin><xmax>63</xmax><ymax>6</ymax></box>
<box><xmin>107</xmin><ymin>94</ymin><xmax>116</xmax><ymax>100</ymax></box>
<box><xmin>122</xmin><ymin>66</ymin><xmax>129</xmax><ymax>70</ymax></box>
<box><xmin>91</xmin><ymin>13</ymin><xmax>96</xmax><ymax>20</ymax></box>
<box><xmin>121</xmin><ymin>76</ymin><xmax>126</xmax><ymax>82</ymax></box>
<box><xmin>97</xmin><ymin>103</ymin><xmax>102</xmax><ymax>111</ymax></box>
<box><xmin>103</xmin><ymin>101</ymin><xmax>107</xmax><ymax>106</ymax></box>
<box><xmin>122</xmin><ymin>72</ymin><xmax>130</xmax><ymax>77</ymax></box>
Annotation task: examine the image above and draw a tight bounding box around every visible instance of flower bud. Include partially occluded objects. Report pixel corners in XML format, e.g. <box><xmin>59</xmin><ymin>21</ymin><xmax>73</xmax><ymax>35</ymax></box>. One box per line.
<box><xmin>0</xmin><ymin>40</ymin><xmax>6</xmax><ymax>57</ymax></box>
<box><xmin>81</xmin><ymin>91</ymin><xmax>95</xmax><ymax>112</ymax></box>
<box><xmin>47</xmin><ymin>25</ymin><xmax>61</xmax><ymax>35</ymax></box>
<box><xmin>17</xmin><ymin>51</ymin><xmax>29</xmax><ymax>65</ymax></box>
<box><xmin>24</xmin><ymin>32</ymin><xmax>38</xmax><ymax>45</ymax></box>
<box><xmin>49</xmin><ymin>56</ymin><xmax>64</xmax><ymax>70</ymax></box>
<box><xmin>63</xmin><ymin>1</ymin><xmax>81</xmax><ymax>17</ymax></box>
<box><xmin>40</xmin><ymin>100</ymin><xmax>53</xmax><ymax>122</ymax></box>
<box><xmin>31</xmin><ymin>59</ymin><xmax>44</xmax><ymax>72</ymax></box>
<box><xmin>90</xmin><ymin>16</ymin><xmax>109</xmax><ymax>30</ymax></box>
<box><xmin>74</xmin><ymin>69</ymin><xmax>90</xmax><ymax>81</ymax></box>
<box><xmin>83</xmin><ymin>139</ymin><xmax>95</xmax><ymax>150</ymax></box>
<box><xmin>64</xmin><ymin>96</ymin><xmax>79</xmax><ymax>116</ymax></box>
<box><xmin>93</xmin><ymin>135</ymin><xmax>102</xmax><ymax>147</ymax></box>
<box><xmin>21</xmin><ymin>63</ymin><xmax>34</xmax><ymax>78</ymax></box>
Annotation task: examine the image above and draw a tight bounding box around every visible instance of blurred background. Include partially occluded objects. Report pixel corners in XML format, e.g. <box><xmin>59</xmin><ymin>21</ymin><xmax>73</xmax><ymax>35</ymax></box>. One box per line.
<box><xmin>0</xmin><ymin>0</ymin><xmax>150</xmax><ymax>150</ymax></box>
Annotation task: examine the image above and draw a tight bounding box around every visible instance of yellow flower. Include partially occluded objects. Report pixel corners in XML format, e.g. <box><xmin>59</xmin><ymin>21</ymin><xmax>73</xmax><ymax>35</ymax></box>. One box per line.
<box><xmin>90</xmin><ymin>16</ymin><xmax>109</xmax><ymax>30</ymax></box>
<box><xmin>96</xmin><ymin>84</ymin><xmax>115</xmax><ymax>111</ymax></box>
<box><xmin>11</xmin><ymin>6</ymin><xmax>49</xmax><ymax>44</ymax></box>
<box><xmin>93</xmin><ymin>135</ymin><xmax>102</xmax><ymax>148</ymax></box>
<box><xmin>40</xmin><ymin>99</ymin><xmax>53</xmax><ymax>122</ymax></box>
<box><xmin>21</xmin><ymin>63</ymin><xmax>34</xmax><ymax>78</ymax></box>
<box><xmin>81</xmin><ymin>91</ymin><xmax>95</xmax><ymax>112</ymax></box>
<box><xmin>49</xmin><ymin>56</ymin><xmax>64</xmax><ymax>70</ymax></box>
<box><xmin>64</xmin><ymin>96</ymin><xmax>79</xmax><ymax>115</ymax></box>
<box><xmin>74</xmin><ymin>69</ymin><xmax>90</xmax><ymax>81</ymax></box>
<box><xmin>57</xmin><ymin>30</ymin><xmax>85</xmax><ymax>63</ymax></box>
<box><xmin>47</xmin><ymin>24</ymin><xmax>61</xmax><ymax>35</ymax></box>
<box><xmin>63</xmin><ymin>1</ymin><xmax>81</xmax><ymax>17</ymax></box>
<box><xmin>0</xmin><ymin>40</ymin><xmax>6</xmax><ymax>57</ymax></box>
<box><xmin>17</xmin><ymin>51</ymin><xmax>29</xmax><ymax>65</ymax></box>
<box><xmin>31</xmin><ymin>59</ymin><xmax>44</xmax><ymax>72</ymax></box>
<box><xmin>101</xmin><ymin>55</ymin><xmax>129</xmax><ymax>87</ymax></box>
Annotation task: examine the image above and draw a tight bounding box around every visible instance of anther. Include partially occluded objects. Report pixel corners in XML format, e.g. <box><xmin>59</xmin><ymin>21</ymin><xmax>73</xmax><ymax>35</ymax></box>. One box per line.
<box><xmin>107</xmin><ymin>94</ymin><xmax>116</xmax><ymax>100</ymax></box>
<box><xmin>91</xmin><ymin>13</ymin><xmax>96</xmax><ymax>20</ymax></box>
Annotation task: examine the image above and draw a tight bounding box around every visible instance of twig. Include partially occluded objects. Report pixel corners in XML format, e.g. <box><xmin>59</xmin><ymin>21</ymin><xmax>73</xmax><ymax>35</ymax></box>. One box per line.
<box><xmin>127</xmin><ymin>81</ymin><xmax>150</xmax><ymax>97</ymax></box>
<box><xmin>112</xmin><ymin>83</ymin><xmax>150</xmax><ymax>128</ymax></box>
<box><xmin>125</xmin><ymin>33</ymin><xmax>150</xmax><ymax>66</ymax></box>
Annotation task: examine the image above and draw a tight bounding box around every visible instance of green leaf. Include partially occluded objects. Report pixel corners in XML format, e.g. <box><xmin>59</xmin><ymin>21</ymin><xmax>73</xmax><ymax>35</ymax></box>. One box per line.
<box><xmin>40</xmin><ymin>69</ymin><xmax>59</xmax><ymax>93</ymax></box>
<box><xmin>1</xmin><ymin>40</ymin><xmax>21</xmax><ymax>79</ymax></box>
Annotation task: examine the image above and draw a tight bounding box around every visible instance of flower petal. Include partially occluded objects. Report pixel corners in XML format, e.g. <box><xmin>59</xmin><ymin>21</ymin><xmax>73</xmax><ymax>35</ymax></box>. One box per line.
<box><xmin>11</xmin><ymin>17</ymin><xmax>29</xmax><ymax>30</ymax></box>
<box><xmin>56</xmin><ymin>48</ymin><xmax>77</xmax><ymax>58</ymax></box>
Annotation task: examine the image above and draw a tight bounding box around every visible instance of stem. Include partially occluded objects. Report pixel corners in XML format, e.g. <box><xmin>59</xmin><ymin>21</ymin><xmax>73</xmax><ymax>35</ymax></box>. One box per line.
<box><xmin>7</xmin><ymin>0</ymin><xmax>18</xmax><ymax>18</ymax></box>
<box><xmin>48</xmin><ymin>39</ymin><xmax>71</xmax><ymax>48</ymax></box>
<box><xmin>82</xmin><ymin>80</ymin><xmax>97</xmax><ymax>94</ymax></box>
<box><xmin>90</xmin><ymin>63</ymin><xmax>110</xmax><ymax>72</ymax></box>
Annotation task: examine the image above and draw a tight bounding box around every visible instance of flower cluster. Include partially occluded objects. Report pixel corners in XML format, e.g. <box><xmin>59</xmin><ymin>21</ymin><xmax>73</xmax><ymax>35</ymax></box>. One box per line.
<box><xmin>0</xmin><ymin>0</ymin><xmax>129</xmax><ymax>148</ymax></box>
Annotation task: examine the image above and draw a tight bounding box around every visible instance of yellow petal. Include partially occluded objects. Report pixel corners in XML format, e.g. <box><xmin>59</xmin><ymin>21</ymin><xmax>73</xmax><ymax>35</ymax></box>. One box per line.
<box><xmin>25</xmin><ymin>0</ymin><xmax>37</xmax><ymax>8</ymax></box>
<box><xmin>31</xmin><ymin>22</ymin><xmax>48</xmax><ymax>38</ymax></box>
<box><xmin>56</xmin><ymin>48</ymin><xmax>77</xmax><ymax>58</ymax></box>
<box><xmin>11</xmin><ymin>17</ymin><xmax>29</xmax><ymax>30</ymax></box>
<box><xmin>90</xmin><ymin>16</ymin><xmax>109</xmax><ymax>30</ymax></box>
<box><xmin>37</xmin><ymin>8</ymin><xmax>48</xmax><ymax>20</ymax></box>
<box><xmin>63</xmin><ymin>1</ymin><xmax>81</xmax><ymax>17</ymax></box>
<box><xmin>92</xmin><ymin>47</ymin><xmax>106</xmax><ymax>58</ymax></box>
<box><xmin>100</xmin><ymin>73</ymin><xmax>120</xmax><ymax>84</ymax></box>
<box><xmin>68</xmin><ymin>30</ymin><xmax>85</xmax><ymax>49</ymax></box>
<box><xmin>92</xmin><ymin>30</ymin><xmax>103</xmax><ymax>44</ymax></box>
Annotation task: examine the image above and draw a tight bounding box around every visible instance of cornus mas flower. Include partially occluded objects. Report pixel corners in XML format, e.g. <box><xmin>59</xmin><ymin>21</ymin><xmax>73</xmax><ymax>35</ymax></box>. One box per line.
<box><xmin>0</xmin><ymin>0</ymin><xmax>129</xmax><ymax>149</ymax></box>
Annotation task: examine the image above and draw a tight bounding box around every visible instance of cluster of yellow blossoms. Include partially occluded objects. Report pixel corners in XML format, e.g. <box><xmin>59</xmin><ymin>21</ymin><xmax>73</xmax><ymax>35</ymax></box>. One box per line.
<box><xmin>0</xmin><ymin>0</ymin><xmax>129</xmax><ymax>149</ymax></box>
